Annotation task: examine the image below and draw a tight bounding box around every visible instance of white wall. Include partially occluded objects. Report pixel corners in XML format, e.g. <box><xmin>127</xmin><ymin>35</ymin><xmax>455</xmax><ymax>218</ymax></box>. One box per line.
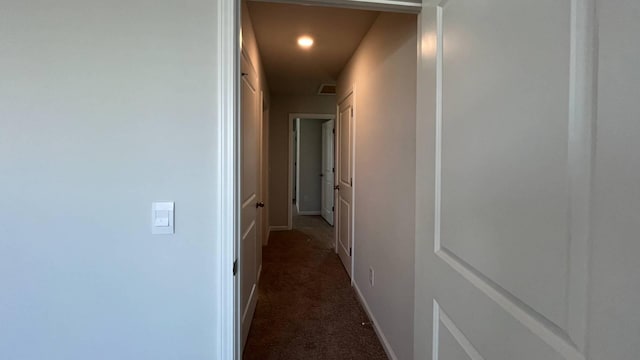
<box><xmin>0</xmin><ymin>1</ymin><xmax>222</xmax><ymax>359</ymax></box>
<box><xmin>297</xmin><ymin>119</ymin><xmax>326</xmax><ymax>213</ymax></box>
<box><xmin>337</xmin><ymin>12</ymin><xmax>417</xmax><ymax>360</ymax></box>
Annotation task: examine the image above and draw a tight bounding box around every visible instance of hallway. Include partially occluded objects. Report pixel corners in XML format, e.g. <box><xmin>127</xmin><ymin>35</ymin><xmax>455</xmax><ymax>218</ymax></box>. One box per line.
<box><xmin>243</xmin><ymin>216</ymin><xmax>388</xmax><ymax>359</ymax></box>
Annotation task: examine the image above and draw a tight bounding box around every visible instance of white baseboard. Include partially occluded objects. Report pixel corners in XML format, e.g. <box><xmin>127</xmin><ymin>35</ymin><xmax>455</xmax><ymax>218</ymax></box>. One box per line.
<box><xmin>297</xmin><ymin>210</ymin><xmax>321</xmax><ymax>215</ymax></box>
<box><xmin>269</xmin><ymin>225</ymin><xmax>289</xmax><ymax>232</ymax></box>
<box><xmin>353</xmin><ymin>282</ymin><xmax>399</xmax><ymax>360</ymax></box>
<box><xmin>257</xmin><ymin>264</ymin><xmax>262</xmax><ymax>283</ymax></box>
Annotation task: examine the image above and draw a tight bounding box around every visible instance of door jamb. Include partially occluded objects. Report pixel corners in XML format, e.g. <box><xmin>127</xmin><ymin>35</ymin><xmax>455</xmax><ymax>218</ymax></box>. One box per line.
<box><xmin>288</xmin><ymin>113</ymin><xmax>336</xmax><ymax>229</ymax></box>
<box><xmin>215</xmin><ymin>0</ymin><xmax>238</xmax><ymax>359</ymax></box>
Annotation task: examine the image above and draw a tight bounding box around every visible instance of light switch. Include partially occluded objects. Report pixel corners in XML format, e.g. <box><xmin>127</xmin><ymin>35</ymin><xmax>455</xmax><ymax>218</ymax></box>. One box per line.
<box><xmin>154</xmin><ymin>211</ymin><xmax>170</xmax><ymax>227</ymax></box>
<box><xmin>152</xmin><ymin>202</ymin><xmax>174</xmax><ymax>234</ymax></box>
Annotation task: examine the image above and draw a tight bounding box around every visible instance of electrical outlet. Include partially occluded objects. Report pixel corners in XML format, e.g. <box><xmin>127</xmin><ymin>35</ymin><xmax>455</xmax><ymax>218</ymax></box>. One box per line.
<box><xmin>369</xmin><ymin>267</ymin><xmax>375</xmax><ymax>287</ymax></box>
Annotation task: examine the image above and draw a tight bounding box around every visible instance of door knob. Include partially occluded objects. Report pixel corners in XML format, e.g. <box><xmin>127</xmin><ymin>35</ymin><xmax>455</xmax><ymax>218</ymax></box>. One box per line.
<box><xmin>256</xmin><ymin>201</ymin><xmax>265</xmax><ymax>208</ymax></box>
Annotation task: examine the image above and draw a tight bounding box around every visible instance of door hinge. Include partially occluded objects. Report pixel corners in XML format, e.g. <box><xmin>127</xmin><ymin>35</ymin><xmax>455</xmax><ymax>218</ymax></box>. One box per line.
<box><xmin>332</xmin><ymin>206</ymin><xmax>334</xmax><ymax>212</ymax></box>
<box><xmin>332</xmin><ymin>128</ymin><xmax>335</xmax><ymax>134</ymax></box>
<box><xmin>332</xmin><ymin>167</ymin><xmax>335</xmax><ymax>172</ymax></box>
<box><xmin>350</xmin><ymin>177</ymin><xmax>353</xmax><ymax>186</ymax></box>
<box><xmin>233</xmin><ymin>259</ymin><xmax>238</xmax><ymax>276</ymax></box>
<box><xmin>349</xmin><ymin>248</ymin><xmax>352</xmax><ymax>256</ymax></box>
<box><xmin>351</xmin><ymin>108</ymin><xmax>354</xmax><ymax>116</ymax></box>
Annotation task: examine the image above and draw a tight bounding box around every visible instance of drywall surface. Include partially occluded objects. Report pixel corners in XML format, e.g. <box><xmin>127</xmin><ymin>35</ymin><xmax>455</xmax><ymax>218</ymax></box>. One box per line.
<box><xmin>337</xmin><ymin>12</ymin><xmax>417</xmax><ymax>360</ymax></box>
<box><xmin>297</xmin><ymin>119</ymin><xmax>326</xmax><ymax>213</ymax></box>
<box><xmin>268</xmin><ymin>95</ymin><xmax>336</xmax><ymax>227</ymax></box>
<box><xmin>0</xmin><ymin>1</ymin><xmax>221</xmax><ymax>359</ymax></box>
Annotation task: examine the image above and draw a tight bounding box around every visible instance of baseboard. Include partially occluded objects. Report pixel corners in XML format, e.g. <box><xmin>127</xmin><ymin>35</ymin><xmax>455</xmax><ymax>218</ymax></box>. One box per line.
<box><xmin>269</xmin><ymin>225</ymin><xmax>289</xmax><ymax>232</ymax></box>
<box><xmin>353</xmin><ymin>282</ymin><xmax>399</xmax><ymax>360</ymax></box>
<box><xmin>257</xmin><ymin>264</ymin><xmax>262</xmax><ymax>283</ymax></box>
<box><xmin>297</xmin><ymin>210</ymin><xmax>321</xmax><ymax>215</ymax></box>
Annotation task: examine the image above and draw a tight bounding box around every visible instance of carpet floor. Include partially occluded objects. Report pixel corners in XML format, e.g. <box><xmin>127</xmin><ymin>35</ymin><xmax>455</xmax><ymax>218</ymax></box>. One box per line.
<box><xmin>243</xmin><ymin>215</ymin><xmax>388</xmax><ymax>360</ymax></box>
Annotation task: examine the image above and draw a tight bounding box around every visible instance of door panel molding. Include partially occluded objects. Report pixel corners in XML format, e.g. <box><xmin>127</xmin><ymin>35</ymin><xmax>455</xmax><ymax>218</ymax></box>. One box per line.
<box><xmin>431</xmin><ymin>0</ymin><xmax>595</xmax><ymax>358</ymax></box>
<box><xmin>433</xmin><ymin>300</ymin><xmax>484</xmax><ymax>360</ymax></box>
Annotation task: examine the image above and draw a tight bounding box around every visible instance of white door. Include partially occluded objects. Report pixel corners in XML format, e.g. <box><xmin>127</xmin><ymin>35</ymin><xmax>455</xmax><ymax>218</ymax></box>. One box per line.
<box><xmin>414</xmin><ymin>2</ymin><xmax>596</xmax><ymax>360</ymax></box>
<box><xmin>321</xmin><ymin>120</ymin><xmax>335</xmax><ymax>225</ymax></box>
<box><xmin>336</xmin><ymin>95</ymin><xmax>354</xmax><ymax>277</ymax></box>
<box><xmin>239</xmin><ymin>50</ymin><xmax>260</xmax><ymax>349</ymax></box>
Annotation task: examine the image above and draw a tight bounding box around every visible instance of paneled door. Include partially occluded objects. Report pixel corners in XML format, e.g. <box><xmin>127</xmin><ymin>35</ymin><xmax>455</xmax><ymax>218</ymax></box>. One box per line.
<box><xmin>336</xmin><ymin>94</ymin><xmax>354</xmax><ymax>277</ymax></box>
<box><xmin>321</xmin><ymin>120</ymin><xmax>335</xmax><ymax>225</ymax></box>
<box><xmin>414</xmin><ymin>1</ymin><xmax>596</xmax><ymax>360</ymax></box>
<box><xmin>239</xmin><ymin>50</ymin><xmax>260</xmax><ymax>349</ymax></box>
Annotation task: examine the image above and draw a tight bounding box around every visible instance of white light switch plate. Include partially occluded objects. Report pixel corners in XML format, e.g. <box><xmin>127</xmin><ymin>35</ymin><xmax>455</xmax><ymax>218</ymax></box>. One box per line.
<box><xmin>152</xmin><ymin>202</ymin><xmax>174</xmax><ymax>234</ymax></box>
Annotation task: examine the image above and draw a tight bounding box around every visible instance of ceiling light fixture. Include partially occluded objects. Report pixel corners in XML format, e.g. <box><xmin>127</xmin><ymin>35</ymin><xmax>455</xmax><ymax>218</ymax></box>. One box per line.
<box><xmin>297</xmin><ymin>36</ymin><xmax>314</xmax><ymax>49</ymax></box>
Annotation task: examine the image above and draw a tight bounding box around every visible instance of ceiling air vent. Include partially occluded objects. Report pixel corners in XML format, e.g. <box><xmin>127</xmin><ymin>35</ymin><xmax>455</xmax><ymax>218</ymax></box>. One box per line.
<box><xmin>317</xmin><ymin>84</ymin><xmax>337</xmax><ymax>96</ymax></box>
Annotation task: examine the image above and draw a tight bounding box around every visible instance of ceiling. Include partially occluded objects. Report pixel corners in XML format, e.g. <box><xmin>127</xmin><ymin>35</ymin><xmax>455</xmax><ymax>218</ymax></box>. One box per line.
<box><xmin>247</xmin><ymin>1</ymin><xmax>379</xmax><ymax>95</ymax></box>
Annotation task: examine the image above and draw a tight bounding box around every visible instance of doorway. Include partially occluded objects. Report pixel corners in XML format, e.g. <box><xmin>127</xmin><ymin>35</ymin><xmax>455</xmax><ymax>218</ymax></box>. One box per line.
<box><xmin>234</xmin><ymin>1</ymin><xmax>420</xmax><ymax>359</ymax></box>
<box><xmin>288</xmin><ymin>114</ymin><xmax>336</xmax><ymax>227</ymax></box>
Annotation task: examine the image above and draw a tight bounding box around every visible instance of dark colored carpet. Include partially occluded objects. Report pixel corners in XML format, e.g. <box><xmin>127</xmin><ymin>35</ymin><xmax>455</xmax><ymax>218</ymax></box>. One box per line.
<box><xmin>243</xmin><ymin>216</ymin><xmax>388</xmax><ymax>360</ymax></box>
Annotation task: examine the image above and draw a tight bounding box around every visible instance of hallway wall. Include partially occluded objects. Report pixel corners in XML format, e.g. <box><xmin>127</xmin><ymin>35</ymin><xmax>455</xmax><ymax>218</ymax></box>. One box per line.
<box><xmin>0</xmin><ymin>1</ymin><xmax>223</xmax><ymax>359</ymax></box>
<box><xmin>336</xmin><ymin>12</ymin><xmax>417</xmax><ymax>360</ymax></box>
<box><xmin>269</xmin><ymin>95</ymin><xmax>336</xmax><ymax>227</ymax></box>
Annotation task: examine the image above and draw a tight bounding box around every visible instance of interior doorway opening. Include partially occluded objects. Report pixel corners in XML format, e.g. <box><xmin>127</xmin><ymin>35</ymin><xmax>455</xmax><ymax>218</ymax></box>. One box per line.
<box><xmin>237</xmin><ymin>1</ymin><xmax>419</xmax><ymax>359</ymax></box>
<box><xmin>289</xmin><ymin>114</ymin><xmax>336</xmax><ymax>227</ymax></box>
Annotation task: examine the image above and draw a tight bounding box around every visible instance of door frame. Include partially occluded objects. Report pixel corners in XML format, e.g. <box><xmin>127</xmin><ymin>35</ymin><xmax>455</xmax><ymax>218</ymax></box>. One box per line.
<box><xmin>288</xmin><ymin>113</ymin><xmax>336</xmax><ymax>229</ymax></box>
<box><xmin>321</xmin><ymin>119</ymin><xmax>336</xmax><ymax>225</ymax></box>
<box><xmin>215</xmin><ymin>1</ymin><xmax>423</xmax><ymax>359</ymax></box>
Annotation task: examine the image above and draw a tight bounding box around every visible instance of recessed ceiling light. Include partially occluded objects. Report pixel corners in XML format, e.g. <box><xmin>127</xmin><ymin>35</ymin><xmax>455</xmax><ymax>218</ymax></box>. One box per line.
<box><xmin>297</xmin><ymin>36</ymin><xmax>314</xmax><ymax>49</ymax></box>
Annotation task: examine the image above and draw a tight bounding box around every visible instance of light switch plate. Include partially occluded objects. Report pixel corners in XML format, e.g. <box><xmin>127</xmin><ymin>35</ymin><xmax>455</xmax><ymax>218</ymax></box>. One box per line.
<box><xmin>152</xmin><ymin>202</ymin><xmax>174</xmax><ymax>234</ymax></box>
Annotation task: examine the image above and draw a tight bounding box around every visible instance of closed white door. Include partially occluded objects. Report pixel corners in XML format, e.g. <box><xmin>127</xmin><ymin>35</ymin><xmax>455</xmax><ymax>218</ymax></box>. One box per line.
<box><xmin>239</xmin><ymin>50</ymin><xmax>260</xmax><ymax>349</ymax></box>
<box><xmin>415</xmin><ymin>2</ymin><xmax>597</xmax><ymax>360</ymax></box>
<box><xmin>321</xmin><ymin>120</ymin><xmax>335</xmax><ymax>225</ymax></box>
<box><xmin>336</xmin><ymin>94</ymin><xmax>354</xmax><ymax>277</ymax></box>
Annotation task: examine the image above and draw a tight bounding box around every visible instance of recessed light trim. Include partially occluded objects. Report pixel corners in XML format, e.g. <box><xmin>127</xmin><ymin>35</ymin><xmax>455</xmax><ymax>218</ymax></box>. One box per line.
<box><xmin>297</xmin><ymin>36</ymin><xmax>314</xmax><ymax>49</ymax></box>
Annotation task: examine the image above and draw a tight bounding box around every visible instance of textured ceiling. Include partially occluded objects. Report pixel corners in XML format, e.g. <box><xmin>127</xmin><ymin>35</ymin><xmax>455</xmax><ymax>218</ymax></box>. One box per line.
<box><xmin>247</xmin><ymin>1</ymin><xmax>379</xmax><ymax>95</ymax></box>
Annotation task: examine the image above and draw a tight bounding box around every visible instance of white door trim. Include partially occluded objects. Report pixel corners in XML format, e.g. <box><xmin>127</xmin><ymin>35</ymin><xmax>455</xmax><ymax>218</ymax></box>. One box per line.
<box><xmin>288</xmin><ymin>113</ymin><xmax>336</xmax><ymax>229</ymax></box>
<box><xmin>214</xmin><ymin>0</ymin><xmax>237</xmax><ymax>359</ymax></box>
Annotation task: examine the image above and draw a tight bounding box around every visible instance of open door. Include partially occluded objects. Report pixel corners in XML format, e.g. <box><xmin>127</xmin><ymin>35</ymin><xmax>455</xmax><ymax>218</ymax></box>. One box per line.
<box><xmin>336</xmin><ymin>94</ymin><xmax>354</xmax><ymax>277</ymax></box>
<box><xmin>414</xmin><ymin>3</ymin><xmax>596</xmax><ymax>360</ymax></box>
<box><xmin>239</xmin><ymin>50</ymin><xmax>260</xmax><ymax>349</ymax></box>
<box><xmin>321</xmin><ymin>120</ymin><xmax>335</xmax><ymax>225</ymax></box>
